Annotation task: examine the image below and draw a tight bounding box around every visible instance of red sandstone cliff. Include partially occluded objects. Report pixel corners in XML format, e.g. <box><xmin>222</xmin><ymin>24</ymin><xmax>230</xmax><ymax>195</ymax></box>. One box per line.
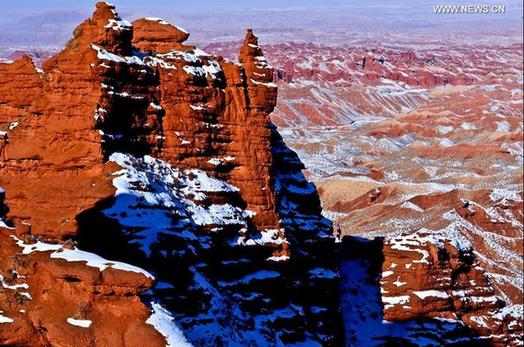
<box><xmin>0</xmin><ymin>2</ymin><xmax>337</xmax><ymax>345</ymax></box>
<box><xmin>0</xmin><ymin>2</ymin><xmax>282</xmax><ymax>241</ymax></box>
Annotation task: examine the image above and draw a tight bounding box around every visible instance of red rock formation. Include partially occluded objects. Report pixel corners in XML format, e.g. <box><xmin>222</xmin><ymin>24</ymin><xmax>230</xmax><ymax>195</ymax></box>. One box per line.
<box><xmin>381</xmin><ymin>230</ymin><xmax>523</xmax><ymax>346</ymax></box>
<box><xmin>132</xmin><ymin>18</ymin><xmax>190</xmax><ymax>53</ymax></box>
<box><xmin>1</xmin><ymin>2</ymin><xmax>520</xmax><ymax>346</ymax></box>
<box><xmin>133</xmin><ymin>24</ymin><xmax>281</xmax><ymax>233</ymax></box>
<box><xmin>0</xmin><ymin>232</ymin><xmax>167</xmax><ymax>347</ymax></box>
<box><xmin>1</xmin><ymin>5</ymin><xmax>282</xmax><ymax>241</ymax></box>
<box><xmin>2</xmin><ymin>186</ymin><xmax>165</xmax><ymax>345</ymax></box>
<box><xmin>0</xmin><ymin>2</ymin><xmax>138</xmax><ymax>238</ymax></box>
<box><xmin>0</xmin><ymin>4</ymin><xmax>179</xmax><ymax>343</ymax></box>
<box><xmin>0</xmin><ymin>2</ymin><xmax>339</xmax><ymax>346</ymax></box>
<box><xmin>223</xmin><ymin>29</ymin><xmax>279</xmax><ymax>230</ymax></box>
<box><xmin>0</xmin><ymin>56</ymin><xmax>42</xmax><ymax>125</ymax></box>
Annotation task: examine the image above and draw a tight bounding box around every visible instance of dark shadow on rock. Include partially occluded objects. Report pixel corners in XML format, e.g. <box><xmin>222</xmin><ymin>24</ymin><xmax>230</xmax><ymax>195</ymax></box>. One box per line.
<box><xmin>72</xmin><ymin>124</ymin><xmax>346</xmax><ymax>345</ymax></box>
<box><xmin>0</xmin><ymin>188</ymin><xmax>15</xmax><ymax>229</ymax></box>
<box><xmin>75</xmin><ymin>196</ymin><xmax>147</xmax><ymax>264</ymax></box>
<box><xmin>270</xmin><ymin>122</ymin><xmax>345</xmax><ymax>345</ymax></box>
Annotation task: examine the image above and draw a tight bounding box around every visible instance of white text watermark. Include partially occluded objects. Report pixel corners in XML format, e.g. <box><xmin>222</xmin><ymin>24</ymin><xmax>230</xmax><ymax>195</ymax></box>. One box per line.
<box><xmin>433</xmin><ymin>4</ymin><xmax>506</xmax><ymax>14</ymax></box>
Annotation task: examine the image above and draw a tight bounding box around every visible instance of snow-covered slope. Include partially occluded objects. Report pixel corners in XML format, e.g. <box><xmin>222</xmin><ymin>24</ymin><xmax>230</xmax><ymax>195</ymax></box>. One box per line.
<box><xmin>79</xmin><ymin>152</ymin><xmax>340</xmax><ymax>346</ymax></box>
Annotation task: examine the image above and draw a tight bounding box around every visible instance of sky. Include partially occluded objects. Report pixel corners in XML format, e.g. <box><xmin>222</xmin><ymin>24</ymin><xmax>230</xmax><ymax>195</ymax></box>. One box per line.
<box><xmin>0</xmin><ymin>0</ymin><xmax>521</xmax><ymax>50</ymax></box>
<box><xmin>1</xmin><ymin>0</ymin><xmax>518</xmax><ymax>11</ymax></box>
<box><xmin>1</xmin><ymin>0</ymin><xmax>364</xmax><ymax>10</ymax></box>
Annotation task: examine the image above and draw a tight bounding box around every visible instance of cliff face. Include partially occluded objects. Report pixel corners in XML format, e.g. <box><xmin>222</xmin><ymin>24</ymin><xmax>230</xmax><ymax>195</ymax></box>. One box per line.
<box><xmin>0</xmin><ymin>56</ymin><xmax>42</xmax><ymax>125</ymax></box>
<box><xmin>0</xmin><ymin>2</ymin><xmax>124</xmax><ymax>238</ymax></box>
<box><xmin>336</xmin><ymin>234</ymin><xmax>522</xmax><ymax>347</ymax></box>
<box><xmin>0</xmin><ymin>2</ymin><xmax>340</xmax><ymax>346</ymax></box>
<box><xmin>381</xmin><ymin>230</ymin><xmax>522</xmax><ymax>346</ymax></box>
<box><xmin>0</xmin><ymin>2</ymin><xmax>282</xmax><ymax>240</ymax></box>
<box><xmin>142</xmin><ymin>22</ymin><xmax>281</xmax><ymax>232</ymax></box>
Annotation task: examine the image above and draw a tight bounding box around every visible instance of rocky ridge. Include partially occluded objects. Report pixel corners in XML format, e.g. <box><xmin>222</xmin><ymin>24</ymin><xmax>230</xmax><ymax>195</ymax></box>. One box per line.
<box><xmin>381</xmin><ymin>230</ymin><xmax>522</xmax><ymax>346</ymax></box>
<box><xmin>0</xmin><ymin>2</ymin><xmax>340</xmax><ymax>346</ymax></box>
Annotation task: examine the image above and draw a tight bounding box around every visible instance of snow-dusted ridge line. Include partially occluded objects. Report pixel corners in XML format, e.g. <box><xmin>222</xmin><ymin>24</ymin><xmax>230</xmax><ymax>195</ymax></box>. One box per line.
<box><xmin>144</xmin><ymin>17</ymin><xmax>189</xmax><ymax>34</ymax></box>
<box><xmin>106</xmin><ymin>153</ymin><xmax>254</xmax><ymax>255</ymax></box>
<box><xmin>109</xmin><ymin>153</ymin><xmax>248</xmax><ymax>225</ymax></box>
<box><xmin>91</xmin><ymin>44</ymin><xmax>145</xmax><ymax>66</ymax></box>
<box><xmin>146</xmin><ymin>302</ymin><xmax>193</xmax><ymax>347</ymax></box>
<box><xmin>10</xmin><ymin>236</ymin><xmax>154</xmax><ymax>280</ymax></box>
<box><xmin>145</xmin><ymin>17</ymin><xmax>169</xmax><ymax>25</ymax></box>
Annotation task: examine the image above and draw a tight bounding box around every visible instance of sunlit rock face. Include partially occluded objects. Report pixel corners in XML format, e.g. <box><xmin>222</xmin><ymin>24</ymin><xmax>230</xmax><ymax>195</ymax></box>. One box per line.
<box><xmin>0</xmin><ymin>2</ymin><xmax>342</xmax><ymax>346</ymax></box>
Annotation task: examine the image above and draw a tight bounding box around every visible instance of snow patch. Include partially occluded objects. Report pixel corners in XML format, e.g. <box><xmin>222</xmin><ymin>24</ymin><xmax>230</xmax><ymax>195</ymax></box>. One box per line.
<box><xmin>105</xmin><ymin>19</ymin><xmax>132</xmax><ymax>31</ymax></box>
<box><xmin>439</xmin><ymin>138</ymin><xmax>454</xmax><ymax>148</ymax></box>
<box><xmin>145</xmin><ymin>17</ymin><xmax>170</xmax><ymax>25</ymax></box>
<box><xmin>0</xmin><ymin>312</ymin><xmax>13</xmax><ymax>324</ymax></box>
<box><xmin>11</xmin><ymin>236</ymin><xmax>154</xmax><ymax>279</ymax></box>
<box><xmin>496</xmin><ymin>121</ymin><xmax>511</xmax><ymax>132</ymax></box>
<box><xmin>413</xmin><ymin>290</ymin><xmax>450</xmax><ymax>300</ymax></box>
<box><xmin>92</xmin><ymin>44</ymin><xmax>144</xmax><ymax>66</ymax></box>
<box><xmin>67</xmin><ymin>318</ymin><xmax>92</xmax><ymax>328</ymax></box>
<box><xmin>267</xmin><ymin>255</ymin><xmax>290</xmax><ymax>262</ymax></box>
<box><xmin>146</xmin><ymin>302</ymin><xmax>192</xmax><ymax>347</ymax></box>
<box><xmin>382</xmin><ymin>295</ymin><xmax>410</xmax><ymax>309</ymax></box>
<box><xmin>400</xmin><ymin>201</ymin><xmax>424</xmax><ymax>212</ymax></box>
